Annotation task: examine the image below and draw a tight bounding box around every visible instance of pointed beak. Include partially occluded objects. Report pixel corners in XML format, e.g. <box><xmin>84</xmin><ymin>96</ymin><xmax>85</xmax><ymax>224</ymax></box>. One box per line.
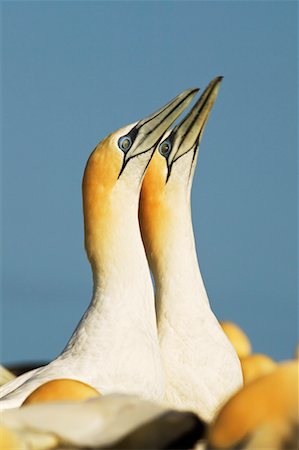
<box><xmin>163</xmin><ymin>77</ymin><xmax>222</xmax><ymax>173</ymax></box>
<box><xmin>121</xmin><ymin>88</ymin><xmax>199</xmax><ymax>169</ymax></box>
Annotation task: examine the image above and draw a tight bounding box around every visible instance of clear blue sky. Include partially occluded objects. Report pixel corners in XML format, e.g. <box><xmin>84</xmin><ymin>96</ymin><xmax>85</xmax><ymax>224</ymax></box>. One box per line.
<box><xmin>1</xmin><ymin>1</ymin><xmax>297</xmax><ymax>364</ymax></box>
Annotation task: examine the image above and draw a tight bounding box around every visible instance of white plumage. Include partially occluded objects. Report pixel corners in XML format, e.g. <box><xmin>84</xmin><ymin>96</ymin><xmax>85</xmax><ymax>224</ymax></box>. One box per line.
<box><xmin>0</xmin><ymin>89</ymin><xmax>197</xmax><ymax>408</ymax></box>
<box><xmin>139</xmin><ymin>78</ymin><xmax>243</xmax><ymax>422</ymax></box>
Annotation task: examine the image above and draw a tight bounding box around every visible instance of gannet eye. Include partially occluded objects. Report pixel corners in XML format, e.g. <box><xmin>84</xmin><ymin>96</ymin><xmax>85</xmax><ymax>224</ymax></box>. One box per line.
<box><xmin>118</xmin><ymin>136</ymin><xmax>132</xmax><ymax>152</ymax></box>
<box><xmin>159</xmin><ymin>140</ymin><xmax>172</xmax><ymax>157</ymax></box>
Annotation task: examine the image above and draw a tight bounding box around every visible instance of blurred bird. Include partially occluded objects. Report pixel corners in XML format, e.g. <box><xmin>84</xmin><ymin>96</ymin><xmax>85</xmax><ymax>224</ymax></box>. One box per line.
<box><xmin>0</xmin><ymin>365</ymin><xmax>16</xmax><ymax>386</ymax></box>
<box><xmin>240</xmin><ymin>353</ymin><xmax>277</xmax><ymax>385</ymax></box>
<box><xmin>0</xmin><ymin>88</ymin><xmax>197</xmax><ymax>409</ymax></box>
<box><xmin>208</xmin><ymin>360</ymin><xmax>299</xmax><ymax>449</ymax></box>
<box><xmin>1</xmin><ymin>394</ymin><xmax>206</xmax><ymax>450</ymax></box>
<box><xmin>139</xmin><ymin>77</ymin><xmax>243</xmax><ymax>422</ymax></box>
<box><xmin>220</xmin><ymin>322</ymin><xmax>277</xmax><ymax>384</ymax></box>
<box><xmin>220</xmin><ymin>321</ymin><xmax>252</xmax><ymax>358</ymax></box>
<box><xmin>22</xmin><ymin>379</ymin><xmax>100</xmax><ymax>405</ymax></box>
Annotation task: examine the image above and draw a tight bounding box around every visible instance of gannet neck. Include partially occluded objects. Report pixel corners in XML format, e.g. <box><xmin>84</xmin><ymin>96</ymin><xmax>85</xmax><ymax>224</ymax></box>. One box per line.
<box><xmin>82</xmin><ymin>137</ymin><xmax>153</xmax><ymax>273</ymax></box>
<box><xmin>140</xmin><ymin>152</ymin><xmax>242</xmax><ymax>421</ymax></box>
<box><xmin>140</xmin><ymin>152</ymin><xmax>209</xmax><ymax>310</ymax></box>
<box><xmin>65</xmin><ymin>177</ymin><xmax>158</xmax><ymax>354</ymax></box>
<box><xmin>139</xmin><ymin>78</ymin><xmax>243</xmax><ymax>421</ymax></box>
<box><xmin>0</xmin><ymin>88</ymin><xmax>199</xmax><ymax>409</ymax></box>
<box><xmin>156</xmin><ymin>206</ymin><xmax>209</xmax><ymax>313</ymax></box>
<box><xmin>57</xmin><ymin>148</ymin><xmax>163</xmax><ymax>399</ymax></box>
<box><xmin>0</xmin><ymin>139</ymin><xmax>164</xmax><ymax>408</ymax></box>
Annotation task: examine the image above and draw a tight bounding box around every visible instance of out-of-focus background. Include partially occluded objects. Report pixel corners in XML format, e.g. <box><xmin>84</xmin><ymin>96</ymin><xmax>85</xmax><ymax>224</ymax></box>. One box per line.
<box><xmin>1</xmin><ymin>2</ymin><xmax>297</xmax><ymax>364</ymax></box>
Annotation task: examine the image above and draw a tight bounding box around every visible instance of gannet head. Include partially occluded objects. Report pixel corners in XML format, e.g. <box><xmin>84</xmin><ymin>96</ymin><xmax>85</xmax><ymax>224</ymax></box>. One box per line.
<box><xmin>83</xmin><ymin>88</ymin><xmax>198</xmax><ymax>268</ymax></box>
<box><xmin>139</xmin><ymin>77</ymin><xmax>222</xmax><ymax>270</ymax></box>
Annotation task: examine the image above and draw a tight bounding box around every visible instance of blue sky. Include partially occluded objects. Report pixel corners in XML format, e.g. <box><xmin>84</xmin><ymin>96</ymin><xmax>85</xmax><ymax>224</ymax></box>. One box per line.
<box><xmin>1</xmin><ymin>1</ymin><xmax>297</xmax><ymax>364</ymax></box>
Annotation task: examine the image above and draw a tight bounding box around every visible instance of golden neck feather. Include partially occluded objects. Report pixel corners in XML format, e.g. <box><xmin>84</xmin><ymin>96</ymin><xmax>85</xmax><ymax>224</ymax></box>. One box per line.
<box><xmin>82</xmin><ymin>137</ymin><xmax>123</xmax><ymax>268</ymax></box>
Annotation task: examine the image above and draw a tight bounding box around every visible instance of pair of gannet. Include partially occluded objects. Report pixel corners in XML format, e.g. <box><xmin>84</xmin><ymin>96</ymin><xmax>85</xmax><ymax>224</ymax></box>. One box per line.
<box><xmin>1</xmin><ymin>79</ymin><xmax>242</xmax><ymax>421</ymax></box>
<box><xmin>0</xmin><ymin>88</ymin><xmax>195</xmax><ymax>408</ymax></box>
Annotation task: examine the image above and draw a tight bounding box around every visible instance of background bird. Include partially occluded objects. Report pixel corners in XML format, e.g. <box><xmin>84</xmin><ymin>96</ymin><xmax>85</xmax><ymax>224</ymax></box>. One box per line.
<box><xmin>139</xmin><ymin>77</ymin><xmax>243</xmax><ymax>422</ymax></box>
<box><xmin>207</xmin><ymin>360</ymin><xmax>298</xmax><ymax>449</ymax></box>
<box><xmin>0</xmin><ymin>88</ymin><xmax>198</xmax><ymax>409</ymax></box>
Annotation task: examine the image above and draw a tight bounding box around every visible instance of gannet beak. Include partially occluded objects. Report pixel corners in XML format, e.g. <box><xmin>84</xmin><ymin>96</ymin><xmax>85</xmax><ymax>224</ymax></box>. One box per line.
<box><xmin>118</xmin><ymin>87</ymin><xmax>199</xmax><ymax>175</ymax></box>
<box><xmin>159</xmin><ymin>77</ymin><xmax>222</xmax><ymax>178</ymax></box>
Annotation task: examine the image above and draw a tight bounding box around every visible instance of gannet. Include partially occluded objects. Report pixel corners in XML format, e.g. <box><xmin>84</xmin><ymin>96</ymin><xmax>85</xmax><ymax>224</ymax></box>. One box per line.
<box><xmin>208</xmin><ymin>360</ymin><xmax>298</xmax><ymax>449</ymax></box>
<box><xmin>240</xmin><ymin>354</ymin><xmax>277</xmax><ymax>385</ymax></box>
<box><xmin>0</xmin><ymin>88</ymin><xmax>198</xmax><ymax>409</ymax></box>
<box><xmin>22</xmin><ymin>379</ymin><xmax>100</xmax><ymax>405</ymax></box>
<box><xmin>139</xmin><ymin>77</ymin><xmax>243</xmax><ymax>422</ymax></box>
<box><xmin>0</xmin><ymin>365</ymin><xmax>15</xmax><ymax>386</ymax></box>
<box><xmin>220</xmin><ymin>321</ymin><xmax>252</xmax><ymax>358</ymax></box>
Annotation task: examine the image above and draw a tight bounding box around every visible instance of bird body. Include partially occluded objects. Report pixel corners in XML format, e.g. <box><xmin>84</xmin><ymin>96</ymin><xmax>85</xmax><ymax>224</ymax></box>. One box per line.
<box><xmin>0</xmin><ymin>160</ymin><xmax>162</xmax><ymax>405</ymax></box>
<box><xmin>0</xmin><ymin>89</ymin><xmax>197</xmax><ymax>408</ymax></box>
<box><xmin>139</xmin><ymin>78</ymin><xmax>243</xmax><ymax>422</ymax></box>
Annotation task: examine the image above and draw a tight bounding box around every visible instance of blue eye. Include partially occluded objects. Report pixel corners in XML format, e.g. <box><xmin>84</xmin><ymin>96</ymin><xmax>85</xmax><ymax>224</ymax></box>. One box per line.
<box><xmin>159</xmin><ymin>140</ymin><xmax>171</xmax><ymax>157</ymax></box>
<box><xmin>118</xmin><ymin>136</ymin><xmax>132</xmax><ymax>152</ymax></box>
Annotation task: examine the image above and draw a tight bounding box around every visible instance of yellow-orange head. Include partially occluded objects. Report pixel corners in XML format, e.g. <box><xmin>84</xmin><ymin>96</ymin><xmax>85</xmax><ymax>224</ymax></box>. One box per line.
<box><xmin>139</xmin><ymin>77</ymin><xmax>223</xmax><ymax>277</ymax></box>
<box><xmin>82</xmin><ymin>88</ymin><xmax>198</xmax><ymax>274</ymax></box>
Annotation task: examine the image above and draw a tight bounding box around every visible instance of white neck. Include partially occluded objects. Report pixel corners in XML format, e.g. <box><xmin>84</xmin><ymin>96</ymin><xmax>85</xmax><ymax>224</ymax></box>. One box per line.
<box><xmin>156</xmin><ymin>199</ymin><xmax>210</xmax><ymax>321</ymax></box>
<box><xmin>56</xmin><ymin>172</ymin><xmax>163</xmax><ymax>399</ymax></box>
<box><xmin>153</xmin><ymin>175</ymin><xmax>242</xmax><ymax>420</ymax></box>
<box><xmin>0</xmin><ymin>151</ymin><xmax>165</xmax><ymax>407</ymax></box>
<box><xmin>66</xmin><ymin>185</ymin><xmax>156</xmax><ymax>342</ymax></box>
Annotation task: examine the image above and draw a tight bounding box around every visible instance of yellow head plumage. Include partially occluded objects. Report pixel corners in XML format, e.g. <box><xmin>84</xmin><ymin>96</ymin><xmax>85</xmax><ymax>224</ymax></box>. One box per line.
<box><xmin>82</xmin><ymin>88</ymin><xmax>198</xmax><ymax>273</ymax></box>
<box><xmin>82</xmin><ymin>130</ymin><xmax>125</xmax><ymax>267</ymax></box>
<box><xmin>140</xmin><ymin>77</ymin><xmax>222</xmax><ymax>276</ymax></box>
